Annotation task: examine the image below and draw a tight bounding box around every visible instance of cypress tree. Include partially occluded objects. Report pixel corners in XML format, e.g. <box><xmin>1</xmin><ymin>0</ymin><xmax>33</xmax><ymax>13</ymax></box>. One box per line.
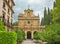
<box><xmin>41</xmin><ymin>8</ymin><xmax>52</xmax><ymax>25</ymax></box>
<box><xmin>48</xmin><ymin>8</ymin><xmax>52</xmax><ymax>24</ymax></box>
<box><xmin>41</xmin><ymin>7</ymin><xmax>48</xmax><ymax>25</ymax></box>
<box><xmin>41</xmin><ymin>18</ymin><xmax>44</xmax><ymax>25</ymax></box>
<box><xmin>53</xmin><ymin>1</ymin><xmax>56</xmax><ymax>8</ymax></box>
<box><xmin>52</xmin><ymin>0</ymin><xmax>60</xmax><ymax>23</ymax></box>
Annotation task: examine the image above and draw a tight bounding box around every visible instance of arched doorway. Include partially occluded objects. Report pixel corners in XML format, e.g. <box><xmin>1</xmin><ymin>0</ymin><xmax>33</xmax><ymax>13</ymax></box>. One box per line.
<box><xmin>27</xmin><ymin>31</ymin><xmax>31</xmax><ymax>39</ymax></box>
<box><xmin>33</xmin><ymin>31</ymin><xmax>37</xmax><ymax>39</ymax></box>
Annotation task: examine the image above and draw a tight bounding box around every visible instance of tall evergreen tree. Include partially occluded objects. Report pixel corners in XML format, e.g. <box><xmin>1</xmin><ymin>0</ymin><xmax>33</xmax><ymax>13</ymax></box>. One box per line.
<box><xmin>41</xmin><ymin>18</ymin><xmax>44</xmax><ymax>25</ymax></box>
<box><xmin>48</xmin><ymin>8</ymin><xmax>52</xmax><ymax>24</ymax></box>
<box><xmin>52</xmin><ymin>0</ymin><xmax>60</xmax><ymax>23</ymax></box>
<box><xmin>41</xmin><ymin>8</ymin><xmax>48</xmax><ymax>25</ymax></box>
<box><xmin>41</xmin><ymin>8</ymin><xmax>52</xmax><ymax>25</ymax></box>
<box><xmin>53</xmin><ymin>1</ymin><xmax>56</xmax><ymax>8</ymax></box>
<box><xmin>44</xmin><ymin>8</ymin><xmax>48</xmax><ymax>18</ymax></box>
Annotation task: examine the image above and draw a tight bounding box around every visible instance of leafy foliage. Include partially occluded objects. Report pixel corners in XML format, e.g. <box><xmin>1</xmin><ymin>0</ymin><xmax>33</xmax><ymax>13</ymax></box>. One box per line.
<box><xmin>41</xmin><ymin>8</ymin><xmax>48</xmax><ymax>25</ymax></box>
<box><xmin>34</xmin><ymin>32</ymin><xmax>40</xmax><ymax>40</ymax></box>
<box><xmin>0</xmin><ymin>21</ymin><xmax>6</xmax><ymax>31</ymax></box>
<box><xmin>41</xmin><ymin>8</ymin><xmax>52</xmax><ymax>25</ymax></box>
<box><xmin>13</xmin><ymin>22</ymin><xmax>18</xmax><ymax>26</ymax></box>
<box><xmin>0</xmin><ymin>16</ymin><xmax>6</xmax><ymax>31</ymax></box>
<box><xmin>52</xmin><ymin>0</ymin><xmax>60</xmax><ymax>23</ymax></box>
<box><xmin>15</xmin><ymin>29</ymin><xmax>25</xmax><ymax>42</ymax></box>
<box><xmin>0</xmin><ymin>31</ymin><xmax>17</xmax><ymax>44</ymax></box>
<box><xmin>39</xmin><ymin>0</ymin><xmax>60</xmax><ymax>44</ymax></box>
<box><xmin>39</xmin><ymin>24</ymin><xmax>60</xmax><ymax>44</ymax></box>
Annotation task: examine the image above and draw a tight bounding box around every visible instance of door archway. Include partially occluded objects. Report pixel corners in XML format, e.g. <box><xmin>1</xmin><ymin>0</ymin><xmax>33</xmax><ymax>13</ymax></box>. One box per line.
<box><xmin>27</xmin><ymin>31</ymin><xmax>31</xmax><ymax>39</ymax></box>
<box><xmin>33</xmin><ymin>31</ymin><xmax>37</xmax><ymax>39</ymax></box>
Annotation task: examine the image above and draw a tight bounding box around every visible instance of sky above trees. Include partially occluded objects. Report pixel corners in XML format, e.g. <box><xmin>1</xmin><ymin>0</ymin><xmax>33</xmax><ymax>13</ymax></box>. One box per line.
<box><xmin>13</xmin><ymin>0</ymin><xmax>55</xmax><ymax>22</ymax></box>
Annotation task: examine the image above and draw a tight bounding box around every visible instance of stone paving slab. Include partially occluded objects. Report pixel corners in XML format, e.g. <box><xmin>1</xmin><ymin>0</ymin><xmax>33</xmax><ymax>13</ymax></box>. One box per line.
<box><xmin>22</xmin><ymin>39</ymin><xmax>35</xmax><ymax>44</ymax></box>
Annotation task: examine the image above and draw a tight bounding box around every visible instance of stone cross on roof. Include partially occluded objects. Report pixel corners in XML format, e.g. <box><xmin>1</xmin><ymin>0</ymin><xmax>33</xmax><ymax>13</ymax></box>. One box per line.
<box><xmin>28</xmin><ymin>5</ymin><xmax>30</xmax><ymax>9</ymax></box>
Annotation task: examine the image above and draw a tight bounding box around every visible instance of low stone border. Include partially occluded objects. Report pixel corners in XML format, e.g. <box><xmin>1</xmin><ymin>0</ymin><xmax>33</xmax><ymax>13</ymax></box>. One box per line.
<box><xmin>33</xmin><ymin>40</ymin><xmax>43</xmax><ymax>44</ymax></box>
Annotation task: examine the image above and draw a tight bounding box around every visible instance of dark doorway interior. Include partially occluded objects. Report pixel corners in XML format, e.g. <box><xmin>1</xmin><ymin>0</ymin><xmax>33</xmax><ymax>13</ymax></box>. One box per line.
<box><xmin>27</xmin><ymin>31</ymin><xmax>31</xmax><ymax>39</ymax></box>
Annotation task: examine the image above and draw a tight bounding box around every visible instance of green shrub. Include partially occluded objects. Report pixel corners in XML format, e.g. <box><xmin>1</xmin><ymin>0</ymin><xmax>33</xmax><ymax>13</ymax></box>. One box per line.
<box><xmin>15</xmin><ymin>29</ymin><xmax>25</xmax><ymax>42</ymax></box>
<box><xmin>0</xmin><ymin>31</ymin><xmax>17</xmax><ymax>44</ymax></box>
<box><xmin>34</xmin><ymin>32</ymin><xmax>40</xmax><ymax>40</ymax></box>
<box><xmin>0</xmin><ymin>21</ymin><xmax>6</xmax><ymax>31</ymax></box>
<box><xmin>39</xmin><ymin>24</ymin><xmax>60</xmax><ymax>44</ymax></box>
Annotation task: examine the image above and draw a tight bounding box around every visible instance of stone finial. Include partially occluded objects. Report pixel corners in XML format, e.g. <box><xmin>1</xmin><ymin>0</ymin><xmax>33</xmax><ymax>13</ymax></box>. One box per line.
<box><xmin>28</xmin><ymin>5</ymin><xmax>30</xmax><ymax>9</ymax></box>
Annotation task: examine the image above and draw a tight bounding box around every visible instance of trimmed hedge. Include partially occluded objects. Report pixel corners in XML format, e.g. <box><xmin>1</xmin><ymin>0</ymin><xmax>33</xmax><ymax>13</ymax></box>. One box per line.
<box><xmin>0</xmin><ymin>31</ymin><xmax>17</xmax><ymax>44</ymax></box>
<box><xmin>0</xmin><ymin>21</ymin><xmax>6</xmax><ymax>31</ymax></box>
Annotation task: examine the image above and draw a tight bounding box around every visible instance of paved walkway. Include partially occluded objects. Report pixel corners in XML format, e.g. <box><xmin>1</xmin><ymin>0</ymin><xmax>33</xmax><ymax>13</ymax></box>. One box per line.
<box><xmin>22</xmin><ymin>39</ymin><xmax>35</xmax><ymax>44</ymax></box>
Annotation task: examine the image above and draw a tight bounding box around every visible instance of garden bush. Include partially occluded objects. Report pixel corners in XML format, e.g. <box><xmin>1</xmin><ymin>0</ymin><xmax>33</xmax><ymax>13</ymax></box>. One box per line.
<box><xmin>15</xmin><ymin>29</ymin><xmax>25</xmax><ymax>42</ymax></box>
<box><xmin>34</xmin><ymin>32</ymin><xmax>40</xmax><ymax>40</ymax></box>
<box><xmin>39</xmin><ymin>24</ymin><xmax>60</xmax><ymax>44</ymax></box>
<box><xmin>0</xmin><ymin>21</ymin><xmax>6</xmax><ymax>31</ymax></box>
<box><xmin>0</xmin><ymin>31</ymin><xmax>17</xmax><ymax>44</ymax></box>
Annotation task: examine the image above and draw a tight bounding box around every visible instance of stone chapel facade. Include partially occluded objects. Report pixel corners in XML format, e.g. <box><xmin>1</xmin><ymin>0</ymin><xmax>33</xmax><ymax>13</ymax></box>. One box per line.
<box><xmin>16</xmin><ymin>8</ymin><xmax>45</xmax><ymax>39</ymax></box>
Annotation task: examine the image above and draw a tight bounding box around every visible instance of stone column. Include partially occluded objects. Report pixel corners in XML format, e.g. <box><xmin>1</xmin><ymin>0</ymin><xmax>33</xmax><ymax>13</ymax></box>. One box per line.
<box><xmin>31</xmin><ymin>32</ymin><xmax>33</xmax><ymax>39</ymax></box>
<box><xmin>25</xmin><ymin>31</ymin><xmax>27</xmax><ymax>39</ymax></box>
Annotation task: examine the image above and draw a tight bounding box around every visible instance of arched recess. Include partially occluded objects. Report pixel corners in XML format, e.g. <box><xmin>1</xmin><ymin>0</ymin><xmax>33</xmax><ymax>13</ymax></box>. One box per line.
<box><xmin>33</xmin><ymin>31</ymin><xmax>37</xmax><ymax>39</ymax></box>
<box><xmin>27</xmin><ymin>31</ymin><xmax>31</xmax><ymax>39</ymax></box>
